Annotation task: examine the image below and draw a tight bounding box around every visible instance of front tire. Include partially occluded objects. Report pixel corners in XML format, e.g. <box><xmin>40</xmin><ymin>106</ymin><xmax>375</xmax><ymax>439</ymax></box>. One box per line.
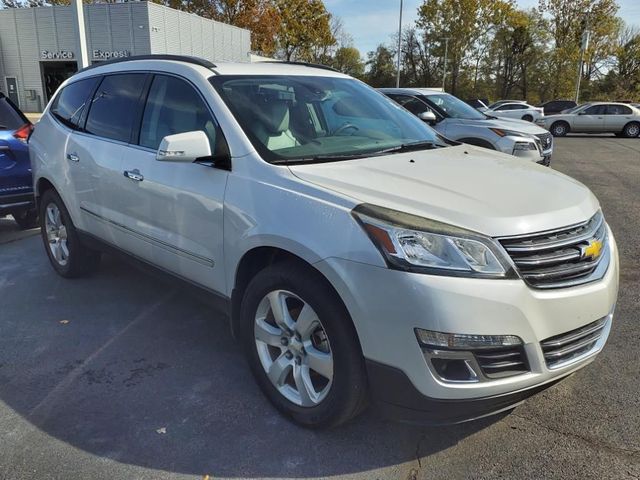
<box><xmin>550</xmin><ymin>121</ymin><xmax>569</xmax><ymax>137</ymax></box>
<box><xmin>239</xmin><ymin>261</ymin><xmax>368</xmax><ymax>428</ymax></box>
<box><xmin>622</xmin><ymin>122</ymin><xmax>640</xmax><ymax>138</ymax></box>
<box><xmin>39</xmin><ymin>189</ymin><xmax>101</xmax><ymax>278</ymax></box>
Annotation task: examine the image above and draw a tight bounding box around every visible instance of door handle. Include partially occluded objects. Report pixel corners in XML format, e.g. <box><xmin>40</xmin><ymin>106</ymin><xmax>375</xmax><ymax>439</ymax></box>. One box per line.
<box><xmin>66</xmin><ymin>152</ymin><xmax>79</xmax><ymax>162</ymax></box>
<box><xmin>123</xmin><ymin>169</ymin><xmax>144</xmax><ymax>182</ymax></box>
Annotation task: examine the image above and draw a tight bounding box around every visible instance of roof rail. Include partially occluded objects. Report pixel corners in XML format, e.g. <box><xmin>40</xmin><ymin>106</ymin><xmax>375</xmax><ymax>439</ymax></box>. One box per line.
<box><xmin>78</xmin><ymin>54</ymin><xmax>217</xmax><ymax>73</ymax></box>
<box><xmin>261</xmin><ymin>60</ymin><xmax>339</xmax><ymax>73</ymax></box>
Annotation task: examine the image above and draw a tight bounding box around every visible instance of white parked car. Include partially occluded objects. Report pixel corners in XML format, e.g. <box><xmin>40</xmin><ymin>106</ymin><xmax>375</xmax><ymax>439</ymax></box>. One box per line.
<box><xmin>30</xmin><ymin>56</ymin><xmax>618</xmax><ymax>428</ymax></box>
<box><xmin>488</xmin><ymin>102</ymin><xmax>544</xmax><ymax>122</ymax></box>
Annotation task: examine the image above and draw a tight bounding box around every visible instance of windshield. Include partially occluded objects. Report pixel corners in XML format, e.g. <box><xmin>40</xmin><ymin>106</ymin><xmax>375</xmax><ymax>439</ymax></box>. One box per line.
<box><xmin>209</xmin><ymin>75</ymin><xmax>446</xmax><ymax>163</ymax></box>
<box><xmin>420</xmin><ymin>93</ymin><xmax>488</xmax><ymax>120</ymax></box>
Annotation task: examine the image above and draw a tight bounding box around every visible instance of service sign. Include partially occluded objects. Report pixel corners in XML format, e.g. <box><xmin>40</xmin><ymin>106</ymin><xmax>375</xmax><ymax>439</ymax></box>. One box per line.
<box><xmin>41</xmin><ymin>50</ymin><xmax>74</xmax><ymax>60</ymax></box>
<box><xmin>92</xmin><ymin>50</ymin><xmax>130</xmax><ymax>60</ymax></box>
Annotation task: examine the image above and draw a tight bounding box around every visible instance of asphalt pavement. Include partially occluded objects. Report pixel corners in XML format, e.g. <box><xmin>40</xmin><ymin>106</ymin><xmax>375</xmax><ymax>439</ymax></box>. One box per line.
<box><xmin>0</xmin><ymin>136</ymin><xmax>639</xmax><ymax>480</ymax></box>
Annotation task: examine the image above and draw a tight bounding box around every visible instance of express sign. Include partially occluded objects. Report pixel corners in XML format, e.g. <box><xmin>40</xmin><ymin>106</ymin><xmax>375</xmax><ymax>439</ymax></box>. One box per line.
<box><xmin>41</xmin><ymin>50</ymin><xmax>74</xmax><ymax>60</ymax></box>
<box><xmin>92</xmin><ymin>50</ymin><xmax>130</xmax><ymax>60</ymax></box>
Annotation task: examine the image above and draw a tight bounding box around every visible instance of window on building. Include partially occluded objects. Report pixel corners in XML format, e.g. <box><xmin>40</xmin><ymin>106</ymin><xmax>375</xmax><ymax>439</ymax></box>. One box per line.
<box><xmin>50</xmin><ymin>77</ymin><xmax>100</xmax><ymax>129</ymax></box>
<box><xmin>139</xmin><ymin>75</ymin><xmax>222</xmax><ymax>152</ymax></box>
<box><xmin>85</xmin><ymin>74</ymin><xmax>147</xmax><ymax>142</ymax></box>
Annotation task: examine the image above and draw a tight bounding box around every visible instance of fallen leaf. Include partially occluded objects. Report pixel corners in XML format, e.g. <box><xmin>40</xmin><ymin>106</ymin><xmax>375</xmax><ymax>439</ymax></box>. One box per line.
<box><xmin>156</xmin><ymin>427</ymin><xmax>166</xmax><ymax>434</ymax></box>
<box><xmin>59</xmin><ymin>320</ymin><xmax>69</xmax><ymax>325</ymax></box>
<box><xmin>203</xmin><ymin>476</ymin><xmax>211</xmax><ymax>480</ymax></box>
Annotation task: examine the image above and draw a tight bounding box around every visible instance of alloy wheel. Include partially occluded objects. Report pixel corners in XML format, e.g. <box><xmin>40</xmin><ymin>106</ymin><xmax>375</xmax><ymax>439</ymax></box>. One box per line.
<box><xmin>45</xmin><ymin>203</ymin><xmax>69</xmax><ymax>266</ymax></box>
<box><xmin>254</xmin><ymin>289</ymin><xmax>333</xmax><ymax>407</ymax></box>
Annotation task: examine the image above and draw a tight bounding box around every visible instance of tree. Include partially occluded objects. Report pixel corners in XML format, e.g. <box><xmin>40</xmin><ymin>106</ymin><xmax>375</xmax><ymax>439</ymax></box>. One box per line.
<box><xmin>538</xmin><ymin>0</ymin><xmax>621</xmax><ymax>99</ymax></box>
<box><xmin>416</xmin><ymin>0</ymin><xmax>514</xmax><ymax>94</ymax></box>
<box><xmin>365</xmin><ymin>45</ymin><xmax>397</xmax><ymax>87</ymax></box>
<box><xmin>274</xmin><ymin>0</ymin><xmax>335</xmax><ymax>61</ymax></box>
<box><xmin>330</xmin><ymin>47</ymin><xmax>364</xmax><ymax>77</ymax></box>
<box><xmin>206</xmin><ymin>0</ymin><xmax>281</xmax><ymax>56</ymax></box>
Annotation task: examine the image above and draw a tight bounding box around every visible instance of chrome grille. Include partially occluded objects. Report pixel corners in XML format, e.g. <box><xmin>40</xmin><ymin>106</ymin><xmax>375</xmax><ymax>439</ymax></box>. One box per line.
<box><xmin>536</xmin><ymin>132</ymin><xmax>553</xmax><ymax>150</ymax></box>
<box><xmin>540</xmin><ymin>317</ymin><xmax>608</xmax><ymax>369</ymax></box>
<box><xmin>474</xmin><ymin>346</ymin><xmax>529</xmax><ymax>379</ymax></box>
<box><xmin>498</xmin><ymin>212</ymin><xmax>608</xmax><ymax>289</ymax></box>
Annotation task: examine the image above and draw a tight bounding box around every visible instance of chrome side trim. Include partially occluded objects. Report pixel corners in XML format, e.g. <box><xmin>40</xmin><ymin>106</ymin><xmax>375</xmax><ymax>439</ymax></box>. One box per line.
<box><xmin>80</xmin><ymin>206</ymin><xmax>215</xmax><ymax>268</ymax></box>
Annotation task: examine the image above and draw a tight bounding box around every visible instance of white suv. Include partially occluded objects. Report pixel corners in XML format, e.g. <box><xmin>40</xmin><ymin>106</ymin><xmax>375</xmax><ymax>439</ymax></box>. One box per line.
<box><xmin>30</xmin><ymin>56</ymin><xmax>619</xmax><ymax>428</ymax></box>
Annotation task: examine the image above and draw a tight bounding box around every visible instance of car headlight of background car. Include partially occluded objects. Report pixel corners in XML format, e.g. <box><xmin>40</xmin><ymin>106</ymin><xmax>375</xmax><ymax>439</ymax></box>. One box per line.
<box><xmin>352</xmin><ymin>204</ymin><xmax>516</xmax><ymax>278</ymax></box>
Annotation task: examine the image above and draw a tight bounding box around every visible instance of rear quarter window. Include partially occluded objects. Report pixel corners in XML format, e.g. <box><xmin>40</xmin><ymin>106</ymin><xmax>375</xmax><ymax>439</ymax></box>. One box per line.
<box><xmin>50</xmin><ymin>77</ymin><xmax>100</xmax><ymax>129</ymax></box>
<box><xmin>84</xmin><ymin>74</ymin><xmax>147</xmax><ymax>143</ymax></box>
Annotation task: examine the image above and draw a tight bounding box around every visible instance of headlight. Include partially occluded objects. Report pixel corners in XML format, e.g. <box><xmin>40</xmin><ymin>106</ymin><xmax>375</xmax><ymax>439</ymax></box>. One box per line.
<box><xmin>489</xmin><ymin>128</ymin><xmax>530</xmax><ymax>138</ymax></box>
<box><xmin>513</xmin><ymin>141</ymin><xmax>537</xmax><ymax>151</ymax></box>
<box><xmin>352</xmin><ymin>204</ymin><xmax>516</xmax><ymax>278</ymax></box>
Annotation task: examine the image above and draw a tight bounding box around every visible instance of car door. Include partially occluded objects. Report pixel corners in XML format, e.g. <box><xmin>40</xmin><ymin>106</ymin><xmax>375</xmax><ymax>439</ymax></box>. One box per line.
<box><xmin>603</xmin><ymin>104</ymin><xmax>633</xmax><ymax>132</ymax></box>
<box><xmin>493</xmin><ymin>104</ymin><xmax>519</xmax><ymax>119</ymax></box>
<box><xmin>117</xmin><ymin>73</ymin><xmax>229</xmax><ymax>293</ymax></box>
<box><xmin>573</xmin><ymin>104</ymin><xmax>605</xmax><ymax>132</ymax></box>
<box><xmin>70</xmin><ymin>73</ymin><xmax>149</xmax><ymax>245</ymax></box>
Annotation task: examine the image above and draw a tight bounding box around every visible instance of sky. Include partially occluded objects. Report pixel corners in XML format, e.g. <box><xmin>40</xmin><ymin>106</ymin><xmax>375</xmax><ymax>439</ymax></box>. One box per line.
<box><xmin>325</xmin><ymin>0</ymin><xmax>640</xmax><ymax>56</ymax></box>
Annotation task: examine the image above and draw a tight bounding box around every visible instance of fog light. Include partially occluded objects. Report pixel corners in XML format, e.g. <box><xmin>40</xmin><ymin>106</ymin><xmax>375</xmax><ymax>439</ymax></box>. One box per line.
<box><xmin>431</xmin><ymin>358</ymin><xmax>477</xmax><ymax>381</ymax></box>
<box><xmin>415</xmin><ymin>328</ymin><xmax>522</xmax><ymax>350</ymax></box>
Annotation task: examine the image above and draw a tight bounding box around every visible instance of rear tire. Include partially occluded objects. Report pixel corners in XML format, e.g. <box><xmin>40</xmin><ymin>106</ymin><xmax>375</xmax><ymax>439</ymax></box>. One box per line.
<box><xmin>239</xmin><ymin>260</ymin><xmax>368</xmax><ymax>428</ymax></box>
<box><xmin>622</xmin><ymin>122</ymin><xmax>640</xmax><ymax>138</ymax></box>
<box><xmin>39</xmin><ymin>189</ymin><xmax>101</xmax><ymax>278</ymax></box>
<box><xmin>522</xmin><ymin>114</ymin><xmax>533</xmax><ymax>122</ymax></box>
<box><xmin>13</xmin><ymin>208</ymin><xmax>38</xmax><ymax>230</ymax></box>
<box><xmin>550</xmin><ymin>121</ymin><xmax>569</xmax><ymax>137</ymax></box>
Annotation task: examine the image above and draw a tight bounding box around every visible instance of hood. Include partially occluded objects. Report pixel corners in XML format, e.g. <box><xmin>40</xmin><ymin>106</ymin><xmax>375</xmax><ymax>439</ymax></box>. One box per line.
<box><xmin>457</xmin><ymin>116</ymin><xmax>548</xmax><ymax>135</ymax></box>
<box><xmin>289</xmin><ymin>145</ymin><xmax>599</xmax><ymax>237</ymax></box>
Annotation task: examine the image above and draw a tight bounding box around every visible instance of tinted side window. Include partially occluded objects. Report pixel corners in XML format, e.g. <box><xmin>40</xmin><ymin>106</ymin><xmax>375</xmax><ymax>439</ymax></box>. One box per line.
<box><xmin>0</xmin><ymin>97</ymin><xmax>27</xmax><ymax>130</ymax></box>
<box><xmin>511</xmin><ymin>104</ymin><xmax>527</xmax><ymax>110</ymax></box>
<box><xmin>389</xmin><ymin>95</ymin><xmax>430</xmax><ymax>115</ymax></box>
<box><xmin>584</xmin><ymin>105</ymin><xmax>605</xmax><ymax>115</ymax></box>
<box><xmin>606</xmin><ymin>104</ymin><xmax>632</xmax><ymax>115</ymax></box>
<box><xmin>139</xmin><ymin>75</ymin><xmax>223</xmax><ymax>152</ymax></box>
<box><xmin>50</xmin><ymin>77</ymin><xmax>99</xmax><ymax>129</ymax></box>
<box><xmin>85</xmin><ymin>74</ymin><xmax>147</xmax><ymax>142</ymax></box>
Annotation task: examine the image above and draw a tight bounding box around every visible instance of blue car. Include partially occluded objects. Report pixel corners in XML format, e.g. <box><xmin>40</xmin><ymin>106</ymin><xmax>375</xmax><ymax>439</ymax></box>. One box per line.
<box><xmin>0</xmin><ymin>93</ymin><xmax>37</xmax><ymax>229</ymax></box>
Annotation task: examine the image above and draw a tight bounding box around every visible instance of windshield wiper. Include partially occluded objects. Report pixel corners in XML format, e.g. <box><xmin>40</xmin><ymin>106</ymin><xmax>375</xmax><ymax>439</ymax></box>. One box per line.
<box><xmin>271</xmin><ymin>152</ymin><xmax>374</xmax><ymax>165</ymax></box>
<box><xmin>377</xmin><ymin>140</ymin><xmax>445</xmax><ymax>154</ymax></box>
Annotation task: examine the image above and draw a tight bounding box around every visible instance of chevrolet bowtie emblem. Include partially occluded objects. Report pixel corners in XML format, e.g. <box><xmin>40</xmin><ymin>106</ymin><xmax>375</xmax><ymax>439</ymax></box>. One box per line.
<box><xmin>581</xmin><ymin>238</ymin><xmax>603</xmax><ymax>260</ymax></box>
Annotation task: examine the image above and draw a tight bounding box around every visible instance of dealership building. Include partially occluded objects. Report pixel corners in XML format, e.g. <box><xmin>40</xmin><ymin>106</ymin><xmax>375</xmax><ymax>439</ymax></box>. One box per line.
<box><xmin>0</xmin><ymin>2</ymin><xmax>251</xmax><ymax>112</ymax></box>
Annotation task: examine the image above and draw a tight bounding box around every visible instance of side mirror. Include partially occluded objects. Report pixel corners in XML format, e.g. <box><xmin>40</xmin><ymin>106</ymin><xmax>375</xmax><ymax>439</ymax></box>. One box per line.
<box><xmin>157</xmin><ymin>130</ymin><xmax>211</xmax><ymax>163</ymax></box>
<box><xmin>418</xmin><ymin>110</ymin><xmax>437</xmax><ymax>124</ymax></box>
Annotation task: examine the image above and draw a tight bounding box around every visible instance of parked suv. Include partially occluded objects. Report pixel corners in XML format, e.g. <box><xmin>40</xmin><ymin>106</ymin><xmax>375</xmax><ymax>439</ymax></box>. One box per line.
<box><xmin>381</xmin><ymin>88</ymin><xmax>553</xmax><ymax>165</ymax></box>
<box><xmin>31</xmin><ymin>56</ymin><xmax>618</xmax><ymax>428</ymax></box>
<box><xmin>0</xmin><ymin>92</ymin><xmax>37</xmax><ymax>228</ymax></box>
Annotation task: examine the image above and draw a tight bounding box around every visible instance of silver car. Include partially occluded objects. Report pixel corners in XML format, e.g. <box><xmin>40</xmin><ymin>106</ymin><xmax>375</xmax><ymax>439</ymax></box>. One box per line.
<box><xmin>538</xmin><ymin>102</ymin><xmax>640</xmax><ymax>137</ymax></box>
<box><xmin>381</xmin><ymin>88</ymin><xmax>553</xmax><ymax>165</ymax></box>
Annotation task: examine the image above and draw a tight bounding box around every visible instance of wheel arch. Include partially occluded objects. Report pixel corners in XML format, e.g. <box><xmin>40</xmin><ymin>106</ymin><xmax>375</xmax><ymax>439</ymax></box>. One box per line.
<box><xmin>34</xmin><ymin>177</ymin><xmax>59</xmax><ymax>209</ymax></box>
<box><xmin>229</xmin><ymin>246</ymin><xmax>354</xmax><ymax>343</ymax></box>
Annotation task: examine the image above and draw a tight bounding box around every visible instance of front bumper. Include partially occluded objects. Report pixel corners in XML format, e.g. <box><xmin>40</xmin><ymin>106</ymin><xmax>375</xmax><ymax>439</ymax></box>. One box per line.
<box><xmin>314</xmin><ymin>230</ymin><xmax>618</xmax><ymax>421</ymax></box>
<box><xmin>495</xmin><ymin>136</ymin><xmax>552</xmax><ymax>163</ymax></box>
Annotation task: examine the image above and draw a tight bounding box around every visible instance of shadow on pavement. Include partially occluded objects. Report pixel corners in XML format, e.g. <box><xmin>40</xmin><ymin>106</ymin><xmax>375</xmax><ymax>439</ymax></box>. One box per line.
<box><xmin>0</xmin><ymin>235</ymin><xmax>499</xmax><ymax>478</ymax></box>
